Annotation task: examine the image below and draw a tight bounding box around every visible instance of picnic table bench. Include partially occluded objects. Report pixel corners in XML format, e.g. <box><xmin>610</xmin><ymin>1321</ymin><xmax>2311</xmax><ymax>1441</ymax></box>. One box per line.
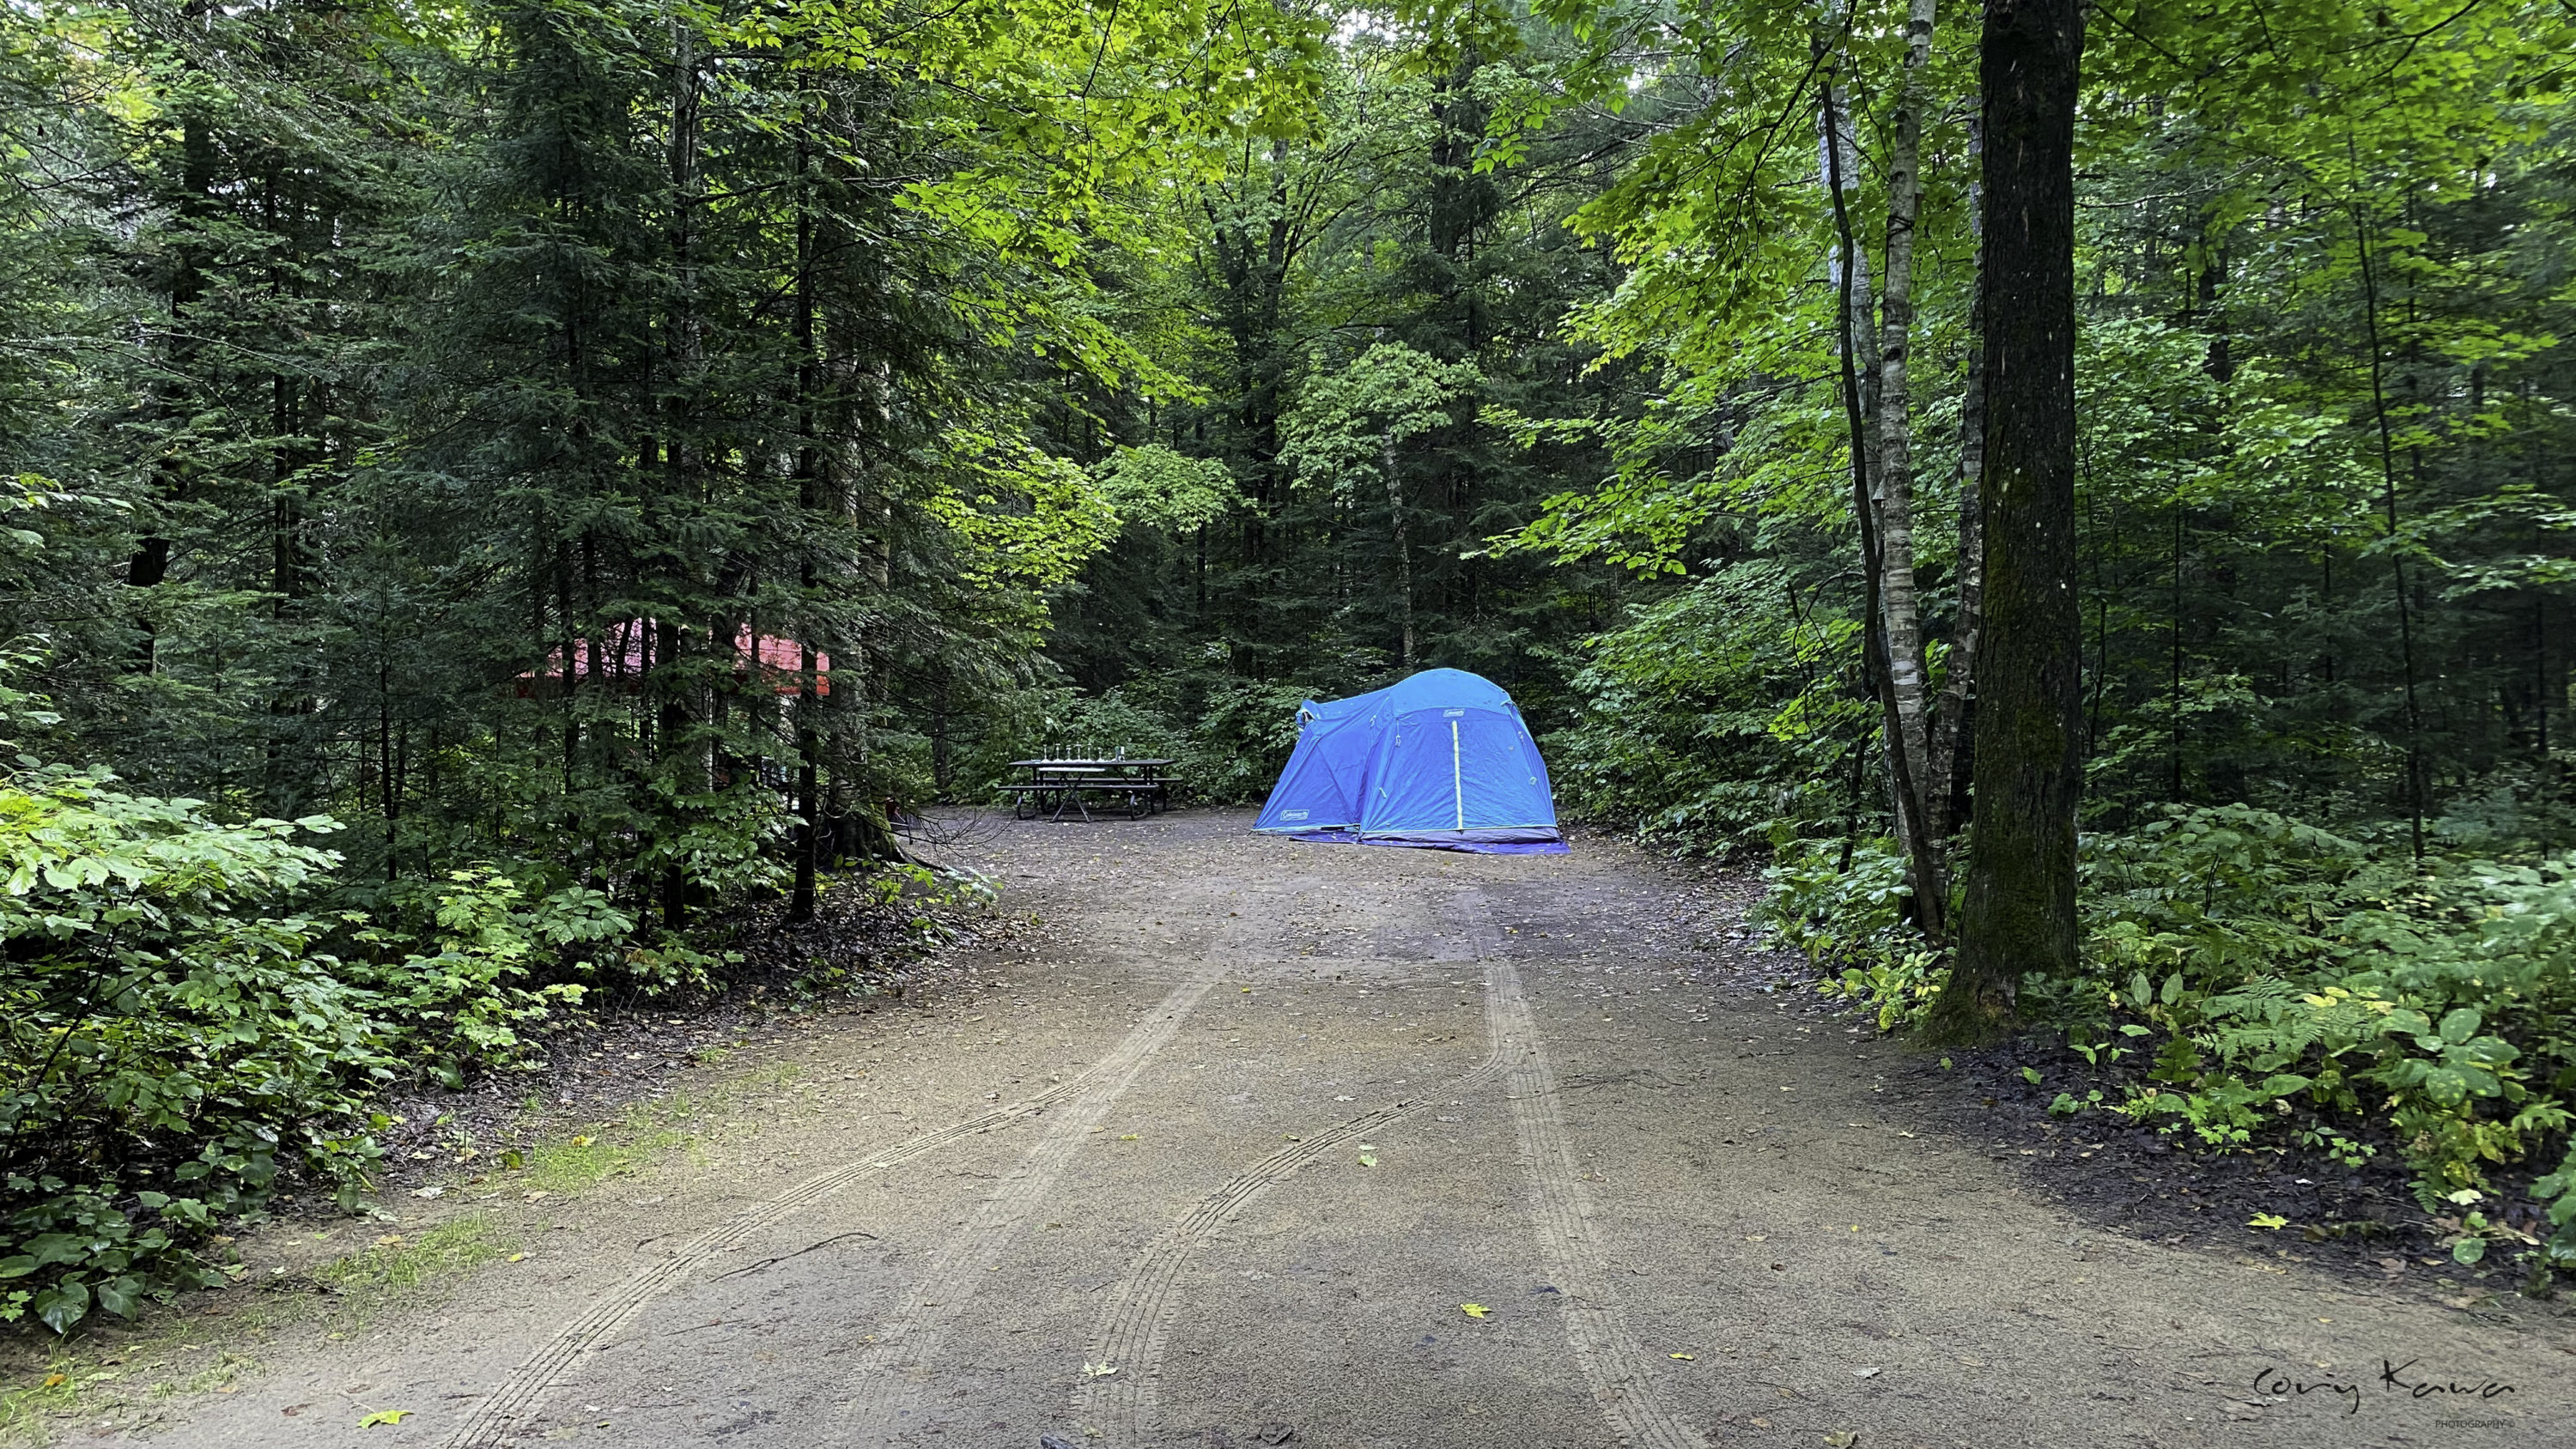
<box><xmin>1004</xmin><ymin>758</ymin><xmax>1181</xmax><ymax>822</ymax></box>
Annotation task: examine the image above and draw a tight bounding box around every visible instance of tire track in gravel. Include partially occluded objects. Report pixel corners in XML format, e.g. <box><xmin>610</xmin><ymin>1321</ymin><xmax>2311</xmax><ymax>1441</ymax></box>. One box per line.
<box><xmin>1072</xmin><ymin>887</ymin><xmax>1702</xmax><ymax>1449</ymax></box>
<box><xmin>827</xmin><ymin>965</ymin><xmax>1226</xmax><ymax>1444</ymax></box>
<box><xmin>1071</xmin><ymin>1020</ymin><xmax>1509</xmax><ymax>1445</ymax></box>
<box><xmin>1463</xmin><ymin>891</ymin><xmax>1704</xmax><ymax>1449</ymax></box>
<box><xmin>441</xmin><ymin>971</ymin><xmax>1218</xmax><ymax>1449</ymax></box>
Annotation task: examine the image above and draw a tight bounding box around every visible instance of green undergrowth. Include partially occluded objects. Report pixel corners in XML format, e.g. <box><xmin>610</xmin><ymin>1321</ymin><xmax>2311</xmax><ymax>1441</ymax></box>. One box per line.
<box><xmin>313</xmin><ymin>1213</ymin><xmax>518</xmax><ymax>1300</ymax></box>
<box><xmin>0</xmin><ymin>662</ymin><xmax>924</xmax><ymax>1340</ymax></box>
<box><xmin>1760</xmin><ymin>804</ymin><xmax>2576</xmax><ymax>1277</ymax></box>
<box><xmin>506</xmin><ymin>1063</ymin><xmax>802</xmax><ymax>1198</ymax></box>
<box><xmin>0</xmin><ymin>1315</ymin><xmax>267</xmax><ymax>1446</ymax></box>
<box><xmin>0</xmin><ymin>1056</ymin><xmax>807</xmax><ymax>1442</ymax></box>
<box><xmin>0</xmin><ymin>1210</ymin><xmax>514</xmax><ymax>1440</ymax></box>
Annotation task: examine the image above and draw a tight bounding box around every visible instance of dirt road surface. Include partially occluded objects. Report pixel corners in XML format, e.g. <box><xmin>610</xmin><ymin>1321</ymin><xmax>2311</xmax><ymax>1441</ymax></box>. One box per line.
<box><xmin>124</xmin><ymin>813</ymin><xmax>2572</xmax><ymax>1447</ymax></box>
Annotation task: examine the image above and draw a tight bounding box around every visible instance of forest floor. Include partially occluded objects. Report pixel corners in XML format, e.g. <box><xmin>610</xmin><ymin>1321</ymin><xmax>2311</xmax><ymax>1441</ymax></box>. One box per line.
<box><xmin>18</xmin><ymin>811</ymin><xmax>2576</xmax><ymax>1448</ymax></box>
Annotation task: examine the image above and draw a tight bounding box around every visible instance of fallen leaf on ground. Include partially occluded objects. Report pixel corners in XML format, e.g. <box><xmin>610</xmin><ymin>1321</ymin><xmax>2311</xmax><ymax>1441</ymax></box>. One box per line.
<box><xmin>1669</xmin><ymin>1353</ymin><xmax>1694</xmax><ymax>1361</ymax></box>
<box><xmin>1460</xmin><ymin>1303</ymin><xmax>1489</xmax><ymax>1319</ymax></box>
<box><xmin>1357</xmin><ymin>1155</ymin><xmax>1378</xmax><ymax>1167</ymax></box>
<box><xmin>1851</xmin><ymin>1366</ymin><xmax>1880</xmax><ymax>1378</ymax></box>
<box><xmin>568</xmin><ymin>1135</ymin><xmax>594</xmax><ymax>1148</ymax></box>
<box><xmin>1118</xmin><ymin>1134</ymin><xmax>1140</xmax><ymax>1141</ymax></box>
<box><xmin>41</xmin><ymin>1374</ymin><xmax>65</xmax><ymax>1389</ymax></box>
<box><xmin>1826</xmin><ymin>1433</ymin><xmax>1859</xmax><ymax>1447</ymax></box>
<box><xmin>2248</xmin><ymin>1212</ymin><xmax>2288</xmax><ymax>1230</ymax></box>
<box><xmin>1081</xmin><ymin>1362</ymin><xmax>1119</xmax><ymax>1378</ymax></box>
<box><xmin>358</xmin><ymin>1410</ymin><xmax>411</xmax><ymax>1428</ymax></box>
<box><xmin>409</xmin><ymin>1185</ymin><xmax>444</xmax><ymax>1199</ymax></box>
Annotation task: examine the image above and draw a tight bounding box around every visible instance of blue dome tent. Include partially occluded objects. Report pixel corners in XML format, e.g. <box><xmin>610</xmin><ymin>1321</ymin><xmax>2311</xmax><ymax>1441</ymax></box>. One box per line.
<box><xmin>1254</xmin><ymin>668</ymin><xmax>1567</xmax><ymax>854</ymax></box>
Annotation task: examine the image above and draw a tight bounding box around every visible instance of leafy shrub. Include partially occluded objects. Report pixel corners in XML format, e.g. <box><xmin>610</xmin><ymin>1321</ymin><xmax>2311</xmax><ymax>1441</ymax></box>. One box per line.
<box><xmin>2078</xmin><ymin>812</ymin><xmax>2576</xmax><ymax>1224</ymax></box>
<box><xmin>1772</xmin><ymin>803</ymin><xmax>2576</xmax><ymax>1274</ymax></box>
<box><xmin>1172</xmin><ymin>677</ymin><xmax>1312</xmax><ymax>804</ymax></box>
<box><xmin>347</xmin><ymin>870</ymin><xmax>629</xmax><ymax>1084</ymax></box>
<box><xmin>1755</xmin><ymin>835</ymin><xmax>1947</xmax><ymax>1028</ymax></box>
<box><xmin>0</xmin><ymin>767</ymin><xmax>386</xmax><ymax>1331</ymax></box>
<box><xmin>1551</xmin><ymin>562</ymin><xmax>1866</xmax><ymax>856</ymax></box>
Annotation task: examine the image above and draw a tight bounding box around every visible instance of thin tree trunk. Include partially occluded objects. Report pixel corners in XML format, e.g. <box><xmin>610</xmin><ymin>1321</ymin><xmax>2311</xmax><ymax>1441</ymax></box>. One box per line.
<box><xmin>1873</xmin><ymin>0</ymin><xmax>1945</xmax><ymax>920</ymax></box>
<box><xmin>2349</xmin><ymin>200</ymin><xmax>2427</xmax><ymax>862</ymax></box>
<box><xmin>659</xmin><ymin>21</ymin><xmax>703</xmax><ymax>930</ymax></box>
<box><xmin>1820</xmin><ymin>32</ymin><xmax>1939</xmax><ymax>936</ymax></box>
<box><xmin>557</xmin><ymin>537</ymin><xmax>579</xmax><ymax>807</ymax></box>
<box><xmin>789</xmin><ymin>127</ymin><xmax>822</xmax><ymax>924</ymax></box>
<box><xmin>129</xmin><ymin>46</ymin><xmax>220</xmax><ymax>671</ymax></box>
<box><xmin>2169</xmin><ymin>506</ymin><xmax>2185</xmax><ymax>801</ymax></box>
<box><xmin>1929</xmin><ymin>108</ymin><xmax>1986</xmax><ymax>840</ymax></box>
<box><xmin>1383</xmin><ymin>435</ymin><xmax>1414</xmax><ymax>671</ymax></box>
<box><xmin>1938</xmin><ymin>0</ymin><xmax>2087</xmax><ymax>1043</ymax></box>
<box><xmin>930</xmin><ymin>665</ymin><xmax>952</xmax><ymax>797</ymax></box>
<box><xmin>379</xmin><ymin>638</ymin><xmax>397</xmax><ymax>882</ymax></box>
<box><xmin>1817</xmin><ymin>44</ymin><xmax>1882</xmax><ymax>428</ymax></box>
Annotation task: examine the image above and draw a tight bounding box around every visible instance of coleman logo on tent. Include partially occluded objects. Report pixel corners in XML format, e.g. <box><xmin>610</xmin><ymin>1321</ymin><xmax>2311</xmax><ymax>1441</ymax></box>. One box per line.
<box><xmin>1443</xmin><ymin>708</ymin><xmax>1466</xmax><ymax>716</ymax></box>
<box><xmin>1280</xmin><ymin>809</ymin><xmax>1308</xmax><ymax>821</ymax></box>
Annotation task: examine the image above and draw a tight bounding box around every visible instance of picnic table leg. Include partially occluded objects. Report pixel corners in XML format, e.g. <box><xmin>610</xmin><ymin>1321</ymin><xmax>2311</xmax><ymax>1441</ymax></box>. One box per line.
<box><xmin>1049</xmin><ymin>785</ymin><xmax>1091</xmax><ymax>824</ymax></box>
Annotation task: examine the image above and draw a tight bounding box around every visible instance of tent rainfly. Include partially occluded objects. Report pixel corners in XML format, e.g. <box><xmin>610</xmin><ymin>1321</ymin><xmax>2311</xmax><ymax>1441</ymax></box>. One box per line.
<box><xmin>1254</xmin><ymin>668</ymin><xmax>1567</xmax><ymax>854</ymax></box>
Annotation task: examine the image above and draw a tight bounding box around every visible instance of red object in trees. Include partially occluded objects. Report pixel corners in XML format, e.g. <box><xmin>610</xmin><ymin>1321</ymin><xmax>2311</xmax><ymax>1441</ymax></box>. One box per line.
<box><xmin>515</xmin><ymin>619</ymin><xmax>829</xmax><ymax>697</ymax></box>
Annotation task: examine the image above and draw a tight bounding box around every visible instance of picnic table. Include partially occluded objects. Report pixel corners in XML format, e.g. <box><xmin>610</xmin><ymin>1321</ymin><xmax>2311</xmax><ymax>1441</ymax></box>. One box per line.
<box><xmin>1004</xmin><ymin>757</ymin><xmax>1181</xmax><ymax>822</ymax></box>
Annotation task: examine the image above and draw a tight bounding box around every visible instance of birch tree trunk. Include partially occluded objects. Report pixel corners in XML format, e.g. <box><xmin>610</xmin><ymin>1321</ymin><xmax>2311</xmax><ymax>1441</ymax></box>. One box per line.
<box><xmin>1874</xmin><ymin>0</ymin><xmax>1942</xmax><ymax>906</ymax></box>
<box><xmin>1819</xmin><ymin>67</ymin><xmax>1881</xmax><ymax>427</ymax></box>
<box><xmin>1819</xmin><ymin>22</ymin><xmax>1940</xmax><ymax>937</ymax></box>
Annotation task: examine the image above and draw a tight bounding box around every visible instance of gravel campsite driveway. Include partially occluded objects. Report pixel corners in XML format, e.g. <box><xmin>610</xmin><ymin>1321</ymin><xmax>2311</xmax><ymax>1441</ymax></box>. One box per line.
<box><xmin>123</xmin><ymin>812</ymin><xmax>2572</xmax><ymax>1448</ymax></box>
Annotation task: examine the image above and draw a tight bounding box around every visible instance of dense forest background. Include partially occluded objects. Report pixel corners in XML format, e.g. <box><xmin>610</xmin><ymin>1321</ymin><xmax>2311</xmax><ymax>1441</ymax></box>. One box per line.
<box><xmin>7</xmin><ymin>0</ymin><xmax>2576</xmax><ymax>1332</ymax></box>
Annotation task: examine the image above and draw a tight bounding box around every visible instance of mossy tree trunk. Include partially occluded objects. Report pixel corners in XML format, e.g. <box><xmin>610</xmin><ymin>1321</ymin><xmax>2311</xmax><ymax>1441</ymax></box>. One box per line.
<box><xmin>1937</xmin><ymin>0</ymin><xmax>2087</xmax><ymax>1044</ymax></box>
